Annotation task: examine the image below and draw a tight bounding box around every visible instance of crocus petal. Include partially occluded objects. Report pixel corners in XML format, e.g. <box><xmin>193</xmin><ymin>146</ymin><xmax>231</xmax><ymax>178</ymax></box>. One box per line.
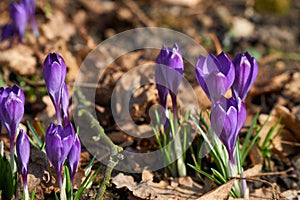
<box><xmin>61</xmin><ymin>82</ymin><xmax>69</xmax><ymax>125</ymax></box>
<box><xmin>232</xmin><ymin>52</ymin><xmax>258</xmax><ymax>100</ymax></box>
<box><xmin>211</xmin><ymin>96</ymin><xmax>246</xmax><ymax>164</ymax></box>
<box><xmin>11</xmin><ymin>84</ymin><xmax>25</xmax><ymax>103</ymax></box>
<box><xmin>1</xmin><ymin>24</ymin><xmax>15</xmax><ymax>42</ymax></box>
<box><xmin>16</xmin><ymin>129</ymin><xmax>30</xmax><ymax>187</ymax></box>
<box><xmin>68</xmin><ymin>134</ymin><xmax>81</xmax><ymax>183</ymax></box>
<box><xmin>60</xmin><ymin>123</ymin><xmax>75</xmax><ymax>163</ymax></box>
<box><xmin>1</xmin><ymin>89</ymin><xmax>24</xmax><ymax>139</ymax></box>
<box><xmin>223</xmin><ymin>106</ymin><xmax>238</xmax><ymax>161</ymax></box>
<box><xmin>10</xmin><ymin>2</ymin><xmax>28</xmax><ymax>41</ymax></box>
<box><xmin>211</xmin><ymin>103</ymin><xmax>227</xmax><ymax>137</ymax></box>
<box><xmin>155</xmin><ymin>43</ymin><xmax>184</xmax><ymax>109</ymax></box>
<box><xmin>43</xmin><ymin>53</ymin><xmax>67</xmax><ymax>124</ymax></box>
<box><xmin>45</xmin><ymin>124</ymin><xmax>63</xmax><ymax>173</ymax></box>
<box><xmin>216</xmin><ymin>52</ymin><xmax>235</xmax><ymax>89</ymax></box>
<box><xmin>195</xmin><ymin>52</ymin><xmax>234</xmax><ymax>102</ymax></box>
<box><xmin>43</xmin><ymin>53</ymin><xmax>67</xmax><ymax>96</ymax></box>
<box><xmin>21</xmin><ymin>0</ymin><xmax>39</xmax><ymax>37</ymax></box>
<box><xmin>236</xmin><ymin>98</ymin><xmax>246</xmax><ymax>135</ymax></box>
<box><xmin>155</xmin><ymin>44</ymin><xmax>183</xmax><ymax>93</ymax></box>
<box><xmin>205</xmin><ymin>70</ymin><xmax>228</xmax><ymax>103</ymax></box>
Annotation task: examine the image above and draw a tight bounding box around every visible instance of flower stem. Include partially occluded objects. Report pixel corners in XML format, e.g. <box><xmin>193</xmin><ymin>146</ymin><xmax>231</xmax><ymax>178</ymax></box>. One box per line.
<box><xmin>171</xmin><ymin>95</ymin><xmax>186</xmax><ymax>177</ymax></box>
<box><xmin>55</xmin><ymin>104</ymin><xmax>62</xmax><ymax>126</ymax></box>
<box><xmin>9</xmin><ymin>137</ymin><xmax>15</xmax><ymax>174</ymax></box>
<box><xmin>60</xmin><ymin>173</ymin><xmax>67</xmax><ymax>200</ymax></box>
<box><xmin>24</xmin><ymin>185</ymin><xmax>29</xmax><ymax>200</ymax></box>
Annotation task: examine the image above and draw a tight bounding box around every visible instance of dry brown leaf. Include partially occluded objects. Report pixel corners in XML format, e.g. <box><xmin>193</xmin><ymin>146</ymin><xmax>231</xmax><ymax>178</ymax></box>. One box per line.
<box><xmin>197</xmin><ymin>179</ymin><xmax>234</xmax><ymax>200</ymax></box>
<box><xmin>0</xmin><ymin>44</ymin><xmax>36</xmax><ymax>75</ymax></box>
<box><xmin>272</xmin><ymin>105</ymin><xmax>300</xmax><ymax>141</ymax></box>
<box><xmin>281</xmin><ymin>189</ymin><xmax>299</xmax><ymax>199</ymax></box>
<box><xmin>161</xmin><ymin>0</ymin><xmax>202</xmax><ymax>7</ymax></box>
<box><xmin>244</xmin><ymin>164</ymin><xmax>262</xmax><ymax>177</ymax></box>
<box><xmin>112</xmin><ymin>173</ymin><xmax>136</xmax><ymax>190</ymax></box>
<box><xmin>284</xmin><ymin>72</ymin><xmax>300</xmax><ymax>103</ymax></box>
<box><xmin>249</xmin><ymin>183</ymin><xmax>283</xmax><ymax>200</ymax></box>
<box><xmin>249</xmin><ymin>143</ymin><xmax>263</xmax><ymax>165</ymax></box>
<box><xmin>252</xmin><ymin>72</ymin><xmax>290</xmax><ymax>97</ymax></box>
<box><xmin>79</xmin><ymin>0</ymin><xmax>115</xmax><ymax>14</ymax></box>
<box><xmin>41</xmin><ymin>10</ymin><xmax>75</xmax><ymax>41</ymax></box>
<box><xmin>141</xmin><ymin>169</ymin><xmax>154</xmax><ymax>182</ymax></box>
<box><xmin>112</xmin><ymin>173</ymin><xmax>203</xmax><ymax>200</ymax></box>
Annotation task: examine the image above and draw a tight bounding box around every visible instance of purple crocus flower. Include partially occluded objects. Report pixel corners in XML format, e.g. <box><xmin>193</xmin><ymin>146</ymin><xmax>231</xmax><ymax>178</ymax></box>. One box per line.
<box><xmin>67</xmin><ymin>134</ymin><xmax>81</xmax><ymax>184</ymax></box>
<box><xmin>61</xmin><ymin>83</ymin><xmax>69</xmax><ymax>126</ymax></box>
<box><xmin>195</xmin><ymin>52</ymin><xmax>235</xmax><ymax>103</ymax></box>
<box><xmin>43</xmin><ymin>53</ymin><xmax>67</xmax><ymax>125</ymax></box>
<box><xmin>1</xmin><ymin>24</ymin><xmax>15</xmax><ymax>44</ymax></box>
<box><xmin>16</xmin><ymin>129</ymin><xmax>30</xmax><ymax>191</ymax></box>
<box><xmin>1</xmin><ymin>85</ymin><xmax>25</xmax><ymax>160</ymax></box>
<box><xmin>10</xmin><ymin>2</ymin><xmax>28</xmax><ymax>42</ymax></box>
<box><xmin>155</xmin><ymin>44</ymin><xmax>184</xmax><ymax>116</ymax></box>
<box><xmin>232</xmin><ymin>52</ymin><xmax>258</xmax><ymax>101</ymax></box>
<box><xmin>21</xmin><ymin>0</ymin><xmax>39</xmax><ymax>37</ymax></box>
<box><xmin>45</xmin><ymin>123</ymin><xmax>74</xmax><ymax>186</ymax></box>
<box><xmin>210</xmin><ymin>96</ymin><xmax>246</xmax><ymax>164</ymax></box>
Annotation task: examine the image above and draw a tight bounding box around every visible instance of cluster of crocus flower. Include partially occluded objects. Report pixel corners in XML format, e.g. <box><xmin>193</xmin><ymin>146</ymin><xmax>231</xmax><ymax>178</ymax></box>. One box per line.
<box><xmin>43</xmin><ymin>53</ymin><xmax>81</xmax><ymax>191</ymax></box>
<box><xmin>195</xmin><ymin>51</ymin><xmax>258</xmax><ymax>165</ymax></box>
<box><xmin>1</xmin><ymin>0</ymin><xmax>39</xmax><ymax>44</ymax></box>
<box><xmin>0</xmin><ymin>85</ymin><xmax>30</xmax><ymax>198</ymax></box>
<box><xmin>155</xmin><ymin>44</ymin><xmax>257</xmax><ymax>183</ymax></box>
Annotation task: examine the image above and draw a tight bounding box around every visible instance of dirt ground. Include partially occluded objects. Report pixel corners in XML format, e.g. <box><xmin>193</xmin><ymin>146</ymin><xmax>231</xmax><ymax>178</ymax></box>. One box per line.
<box><xmin>0</xmin><ymin>0</ymin><xmax>300</xmax><ymax>199</ymax></box>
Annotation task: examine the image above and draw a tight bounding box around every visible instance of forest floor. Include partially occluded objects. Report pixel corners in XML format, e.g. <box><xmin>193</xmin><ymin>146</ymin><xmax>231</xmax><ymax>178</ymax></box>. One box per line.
<box><xmin>0</xmin><ymin>0</ymin><xmax>300</xmax><ymax>199</ymax></box>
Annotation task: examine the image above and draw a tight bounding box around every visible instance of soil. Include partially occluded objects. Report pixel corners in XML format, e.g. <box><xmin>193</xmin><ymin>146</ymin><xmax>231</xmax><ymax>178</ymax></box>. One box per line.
<box><xmin>0</xmin><ymin>0</ymin><xmax>300</xmax><ymax>199</ymax></box>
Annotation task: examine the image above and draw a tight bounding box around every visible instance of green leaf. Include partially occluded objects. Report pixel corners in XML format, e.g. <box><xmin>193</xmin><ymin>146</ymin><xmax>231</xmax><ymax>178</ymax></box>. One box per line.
<box><xmin>74</xmin><ymin>166</ymin><xmax>102</xmax><ymax>200</ymax></box>
<box><xmin>188</xmin><ymin>164</ymin><xmax>222</xmax><ymax>185</ymax></box>
<box><xmin>54</xmin><ymin>193</ymin><xmax>59</xmax><ymax>200</ymax></box>
<box><xmin>27</xmin><ymin>121</ymin><xmax>44</xmax><ymax>149</ymax></box>
<box><xmin>64</xmin><ymin>166</ymin><xmax>73</xmax><ymax>200</ymax></box>
<box><xmin>0</xmin><ymin>154</ymin><xmax>16</xmax><ymax>199</ymax></box>
<box><xmin>241</xmin><ymin>112</ymin><xmax>266</xmax><ymax>165</ymax></box>
<box><xmin>30</xmin><ymin>190</ymin><xmax>35</xmax><ymax>200</ymax></box>
<box><xmin>211</xmin><ymin>168</ymin><xmax>227</xmax><ymax>184</ymax></box>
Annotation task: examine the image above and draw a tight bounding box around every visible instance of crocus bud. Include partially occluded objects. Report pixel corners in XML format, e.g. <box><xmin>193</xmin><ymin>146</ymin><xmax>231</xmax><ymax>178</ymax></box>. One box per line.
<box><xmin>232</xmin><ymin>52</ymin><xmax>258</xmax><ymax>100</ymax></box>
<box><xmin>1</xmin><ymin>85</ymin><xmax>25</xmax><ymax>143</ymax></box>
<box><xmin>155</xmin><ymin>43</ymin><xmax>184</xmax><ymax>119</ymax></box>
<box><xmin>155</xmin><ymin>44</ymin><xmax>184</xmax><ymax>97</ymax></box>
<box><xmin>61</xmin><ymin>83</ymin><xmax>69</xmax><ymax>126</ymax></box>
<box><xmin>16</xmin><ymin>129</ymin><xmax>30</xmax><ymax>190</ymax></box>
<box><xmin>10</xmin><ymin>2</ymin><xmax>28</xmax><ymax>42</ymax></box>
<box><xmin>21</xmin><ymin>0</ymin><xmax>39</xmax><ymax>37</ymax></box>
<box><xmin>195</xmin><ymin>52</ymin><xmax>235</xmax><ymax>103</ymax></box>
<box><xmin>67</xmin><ymin>134</ymin><xmax>81</xmax><ymax>184</ymax></box>
<box><xmin>45</xmin><ymin>123</ymin><xmax>74</xmax><ymax>186</ymax></box>
<box><xmin>43</xmin><ymin>53</ymin><xmax>67</xmax><ymax>125</ymax></box>
<box><xmin>210</xmin><ymin>96</ymin><xmax>246</xmax><ymax>164</ymax></box>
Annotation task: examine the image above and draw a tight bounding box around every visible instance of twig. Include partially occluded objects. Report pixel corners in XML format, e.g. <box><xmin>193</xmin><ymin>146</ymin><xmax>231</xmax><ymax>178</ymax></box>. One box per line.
<box><xmin>280</xmin><ymin>140</ymin><xmax>300</xmax><ymax>147</ymax></box>
<box><xmin>122</xmin><ymin>0</ymin><xmax>156</xmax><ymax>27</ymax></box>
<box><xmin>75</xmin><ymin>89</ymin><xmax>123</xmax><ymax>200</ymax></box>
<box><xmin>209</xmin><ymin>33</ymin><xmax>222</xmax><ymax>55</ymax></box>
